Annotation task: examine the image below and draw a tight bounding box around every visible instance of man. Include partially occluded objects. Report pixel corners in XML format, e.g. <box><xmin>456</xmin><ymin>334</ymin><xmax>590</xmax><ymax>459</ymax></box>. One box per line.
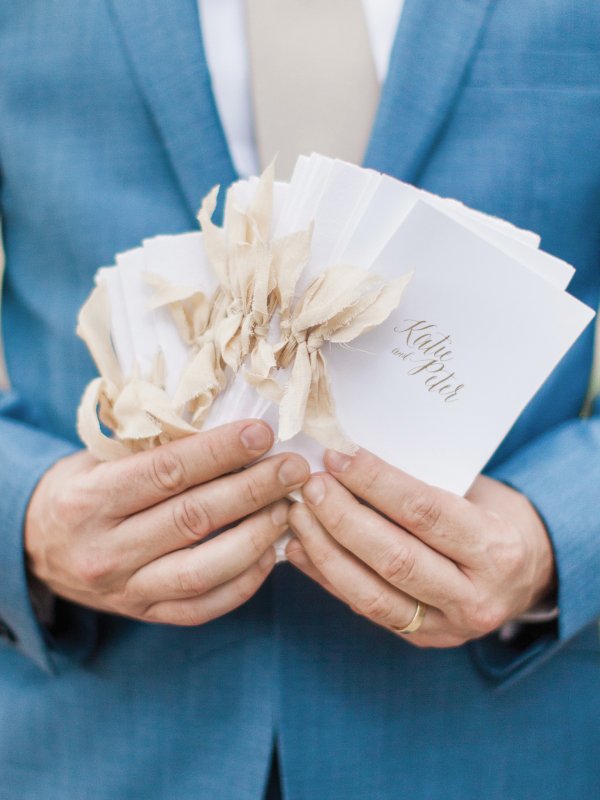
<box><xmin>0</xmin><ymin>1</ymin><xmax>599</xmax><ymax>798</ymax></box>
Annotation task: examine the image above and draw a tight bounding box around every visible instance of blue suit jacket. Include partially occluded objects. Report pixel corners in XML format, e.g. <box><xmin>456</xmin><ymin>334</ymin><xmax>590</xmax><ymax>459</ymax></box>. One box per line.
<box><xmin>0</xmin><ymin>2</ymin><xmax>599</xmax><ymax>798</ymax></box>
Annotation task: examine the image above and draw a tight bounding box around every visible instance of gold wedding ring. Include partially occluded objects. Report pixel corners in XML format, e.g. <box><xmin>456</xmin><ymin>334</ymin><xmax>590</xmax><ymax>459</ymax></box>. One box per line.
<box><xmin>395</xmin><ymin>599</ymin><xmax>428</xmax><ymax>634</ymax></box>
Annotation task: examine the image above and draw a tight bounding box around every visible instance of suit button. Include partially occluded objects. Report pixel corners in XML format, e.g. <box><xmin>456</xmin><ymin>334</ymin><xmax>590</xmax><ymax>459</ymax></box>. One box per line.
<box><xmin>0</xmin><ymin>620</ymin><xmax>17</xmax><ymax>644</ymax></box>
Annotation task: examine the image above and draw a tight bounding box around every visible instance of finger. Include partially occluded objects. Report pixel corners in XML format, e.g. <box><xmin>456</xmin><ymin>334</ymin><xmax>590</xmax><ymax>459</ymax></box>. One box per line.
<box><xmin>287</xmin><ymin>537</ymin><xmax>460</xmax><ymax>647</ymax></box>
<box><xmin>143</xmin><ymin>554</ymin><xmax>276</xmax><ymax>626</ymax></box>
<box><xmin>288</xmin><ymin>502</ymin><xmax>445</xmax><ymax>635</ymax></box>
<box><xmin>125</xmin><ymin>502</ymin><xmax>288</xmax><ymax>603</ymax></box>
<box><xmin>301</xmin><ymin>474</ymin><xmax>467</xmax><ymax>609</ymax></box>
<box><xmin>117</xmin><ymin>453</ymin><xmax>308</xmax><ymax>565</ymax></box>
<box><xmin>286</xmin><ymin>537</ymin><xmax>345</xmax><ymax>601</ymax></box>
<box><xmin>95</xmin><ymin>420</ymin><xmax>276</xmax><ymax>517</ymax></box>
<box><xmin>324</xmin><ymin>448</ymin><xmax>484</xmax><ymax>562</ymax></box>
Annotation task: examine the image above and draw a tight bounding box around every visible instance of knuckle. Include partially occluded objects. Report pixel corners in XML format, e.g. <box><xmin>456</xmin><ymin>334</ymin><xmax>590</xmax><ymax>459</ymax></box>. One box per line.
<box><xmin>148</xmin><ymin>450</ymin><xmax>187</xmax><ymax>495</ymax></box>
<box><xmin>494</xmin><ymin>535</ymin><xmax>525</xmax><ymax>575</ymax></box>
<box><xmin>53</xmin><ymin>488</ymin><xmax>76</xmax><ymax>522</ymax></box>
<box><xmin>234</xmin><ymin>572</ymin><xmax>260</xmax><ymax>605</ymax></box>
<box><xmin>247</xmin><ymin>523</ymin><xmax>270</xmax><ymax>560</ymax></box>
<box><xmin>404</xmin><ymin>491</ymin><xmax>442</xmax><ymax>534</ymax></box>
<box><xmin>311</xmin><ymin>544</ymin><xmax>334</xmax><ymax>571</ymax></box>
<box><xmin>480</xmin><ymin>522</ymin><xmax>527</xmax><ymax>575</ymax></box>
<box><xmin>328</xmin><ymin>507</ymin><xmax>350</xmax><ymax>539</ymax></box>
<box><xmin>359</xmin><ymin>590</ymin><xmax>396</xmax><ymax>623</ymax></box>
<box><xmin>173</xmin><ymin>605</ymin><xmax>206</xmax><ymax>627</ymax></box>
<box><xmin>176</xmin><ymin>564</ymin><xmax>210</xmax><ymax>596</ymax></box>
<box><xmin>172</xmin><ymin>495</ymin><xmax>212</xmax><ymax>543</ymax></box>
<box><xmin>288</xmin><ymin>502</ymin><xmax>305</xmax><ymax>530</ymax></box>
<box><xmin>72</xmin><ymin>549</ymin><xmax>115</xmax><ymax>589</ymax></box>
<box><xmin>243</xmin><ymin>475</ymin><xmax>268</xmax><ymax>511</ymax></box>
<box><xmin>139</xmin><ymin>608</ymin><xmax>162</xmax><ymax>625</ymax></box>
<box><xmin>357</xmin><ymin>462</ymin><xmax>382</xmax><ymax>496</ymax></box>
<box><xmin>181</xmin><ymin>614</ymin><xmax>204</xmax><ymax>627</ymax></box>
<box><xmin>380</xmin><ymin>545</ymin><xmax>418</xmax><ymax>586</ymax></box>
<box><xmin>203</xmin><ymin>433</ymin><xmax>224</xmax><ymax>469</ymax></box>
<box><xmin>54</xmin><ymin>482</ymin><xmax>94</xmax><ymax>524</ymax></box>
<box><xmin>118</xmin><ymin>585</ymin><xmax>146</xmax><ymax>616</ymax></box>
<box><xmin>139</xmin><ymin>602</ymin><xmax>170</xmax><ymax>625</ymax></box>
<box><xmin>464</xmin><ymin>601</ymin><xmax>505</xmax><ymax>636</ymax></box>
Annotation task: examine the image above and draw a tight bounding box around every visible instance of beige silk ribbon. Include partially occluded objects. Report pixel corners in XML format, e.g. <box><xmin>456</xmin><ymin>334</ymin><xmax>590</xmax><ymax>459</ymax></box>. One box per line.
<box><xmin>248</xmin><ymin>262</ymin><xmax>412</xmax><ymax>453</ymax></box>
<box><xmin>76</xmin><ymin>164</ymin><xmax>288</xmax><ymax>460</ymax></box>
<box><xmin>144</xmin><ymin>274</ymin><xmax>226</xmax><ymax>425</ymax></box>
<box><xmin>76</xmin><ymin>280</ymin><xmax>199</xmax><ymax>461</ymax></box>
<box><xmin>76</xmin><ymin>165</ymin><xmax>412</xmax><ymax>460</ymax></box>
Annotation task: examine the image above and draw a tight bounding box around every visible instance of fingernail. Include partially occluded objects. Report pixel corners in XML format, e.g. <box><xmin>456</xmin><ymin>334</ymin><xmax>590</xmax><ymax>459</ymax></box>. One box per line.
<box><xmin>259</xmin><ymin>548</ymin><xmax>276</xmax><ymax>570</ymax></box>
<box><xmin>240</xmin><ymin>422</ymin><xmax>272</xmax><ymax>453</ymax></box>
<box><xmin>286</xmin><ymin>539</ymin><xmax>308</xmax><ymax>565</ymax></box>
<box><xmin>325</xmin><ymin>449</ymin><xmax>352</xmax><ymax>473</ymax></box>
<box><xmin>303</xmin><ymin>476</ymin><xmax>325</xmax><ymax>506</ymax></box>
<box><xmin>271</xmin><ymin>503</ymin><xmax>289</xmax><ymax>527</ymax></box>
<box><xmin>278</xmin><ymin>458</ymin><xmax>309</xmax><ymax>487</ymax></box>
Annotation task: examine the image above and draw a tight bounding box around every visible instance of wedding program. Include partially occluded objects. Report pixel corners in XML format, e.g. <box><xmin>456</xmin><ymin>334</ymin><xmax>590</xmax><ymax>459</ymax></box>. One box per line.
<box><xmin>77</xmin><ymin>154</ymin><xmax>595</xmax><ymax>502</ymax></box>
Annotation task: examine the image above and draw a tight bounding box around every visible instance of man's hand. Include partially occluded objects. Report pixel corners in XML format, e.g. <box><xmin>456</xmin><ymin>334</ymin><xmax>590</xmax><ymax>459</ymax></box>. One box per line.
<box><xmin>286</xmin><ymin>448</ymin><xmax>555</xmax><ymax>647</ymax></box>
<box><xmin>25</xmin><ymin>421</ymin><xmax>309</xmax><ymax>626</ymax></box>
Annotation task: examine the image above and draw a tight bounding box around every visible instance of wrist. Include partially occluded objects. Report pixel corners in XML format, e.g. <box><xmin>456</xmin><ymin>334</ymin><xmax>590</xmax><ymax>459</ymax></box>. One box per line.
<box><xmin>521</xmin><ymin>492</ymin><xmax>557</xmax><ymax>612</ymax></box>
<box><xmin>23</xmin><ymin>455</ymin><xmax>64</xmax><ymax>587</ymax></box>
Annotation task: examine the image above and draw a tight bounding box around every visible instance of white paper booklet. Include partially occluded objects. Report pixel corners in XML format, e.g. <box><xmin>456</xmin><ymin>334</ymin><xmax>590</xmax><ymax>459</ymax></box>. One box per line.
<box><xmin>80</xmin><ymin>154</ymin><xmax>594</xmax><ymax>502</ymax></box>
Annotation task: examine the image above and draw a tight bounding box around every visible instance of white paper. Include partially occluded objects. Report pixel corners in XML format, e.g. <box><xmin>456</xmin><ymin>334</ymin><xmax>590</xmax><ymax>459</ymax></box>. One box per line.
<box><xmin>96</xmin><ymin>266</ymin><xmax>135</xmax><ymax>378</ymax></box>
<box><xmin>324</xmin><ymin>203</ymin><xmax>593</xmax><ymax>494</ymax></box>
<box><xmin>116</xmin><ymin>247</ymin><xmax>160</xmax><ymax>380</ymax></box>
<box><xmin>142</xmin><ymin>233</ymin><xmax>218</xmax><ymax>395</ymax></box>
<box><xmin>97</xmin><ymin>156</ymin><xmax>594</xmax><ymax>502</ymax></box>
<box><xmin>339</xmin><ymin>171</ymin><xmax>573</xmax><ymax>289</ymax></box>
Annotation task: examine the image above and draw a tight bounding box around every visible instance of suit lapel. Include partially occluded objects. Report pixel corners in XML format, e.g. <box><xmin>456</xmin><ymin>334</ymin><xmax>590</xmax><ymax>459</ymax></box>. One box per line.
<box><xmin>365</xmin><ymin>0</ymin><xmax>497</xmax><ymax>183</ymax></box>
<box><xmin>106</xmin><ymin>0</ymin><xmax>236</xmax><ymax>218</ymax></box>
<box><xmin>106</xmin><ymin>0</ymin><xmax>496</xmax><ymax>212</ymax></box>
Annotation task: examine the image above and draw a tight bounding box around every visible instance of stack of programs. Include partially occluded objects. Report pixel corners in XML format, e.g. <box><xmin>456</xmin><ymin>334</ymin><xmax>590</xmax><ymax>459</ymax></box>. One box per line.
<box><xmin>77</xmin><ymin>154</ymin><xmax>595</xmax><ymax>502</ymax></box>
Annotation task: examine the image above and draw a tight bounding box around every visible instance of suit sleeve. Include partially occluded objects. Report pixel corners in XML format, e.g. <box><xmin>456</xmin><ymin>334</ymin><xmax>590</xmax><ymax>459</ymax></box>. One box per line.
<box><xmin>471</xmin><ymin>396</ymin><xmax>600</xmax><ymax>685</ymax></box>
<box><xmin>0</xmin><ymin>389</ymin><xmax>97</xmax><ymax>672</ymax></box>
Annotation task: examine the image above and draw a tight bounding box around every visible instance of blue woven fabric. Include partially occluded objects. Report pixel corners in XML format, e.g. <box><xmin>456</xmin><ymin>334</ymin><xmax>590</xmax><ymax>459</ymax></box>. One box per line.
<box><xmin>0</xmin><ymin>2</ymin><xmax>598</xmax><ymax>797</ymax></box>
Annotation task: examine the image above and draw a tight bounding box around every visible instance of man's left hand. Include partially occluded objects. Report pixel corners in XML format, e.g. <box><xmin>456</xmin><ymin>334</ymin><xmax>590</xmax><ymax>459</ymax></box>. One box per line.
<box><xmin>286</xmin><ymin>448</ymin><xmax>555</xmax><ymax>647</ymax></box>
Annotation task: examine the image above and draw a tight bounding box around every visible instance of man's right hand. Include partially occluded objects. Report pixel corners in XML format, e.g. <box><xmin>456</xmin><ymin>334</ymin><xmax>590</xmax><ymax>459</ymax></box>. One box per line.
<box><xmin>25</xmin><ymin>420</ymin><xmax>308</xmax><ymax>626</ymax></box>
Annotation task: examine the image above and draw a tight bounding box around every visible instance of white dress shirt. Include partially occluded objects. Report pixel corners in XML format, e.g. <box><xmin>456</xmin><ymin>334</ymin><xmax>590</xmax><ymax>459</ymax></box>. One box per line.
<box><xmin>198</xmin><ymin>0</ymin><xmax>405</xmax><ymax>176</ymax></box>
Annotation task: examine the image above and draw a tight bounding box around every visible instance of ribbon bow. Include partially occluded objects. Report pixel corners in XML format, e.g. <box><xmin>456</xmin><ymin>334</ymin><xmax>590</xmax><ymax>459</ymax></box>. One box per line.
<box><xmin>144</xmin><ymin>273</ymin><xmax>226</xmax><ymax>426</ymax></box>
<box><xmin>76</xmin><ymin>163</ymin><xmax>412</xmax><ymax>460</ymax></box>
<box><xmin>252</xmin><ymin>261</ymin><xmax>412</xmax><ymax>453</ymax></box>
<box><xmin>197</xmin><ymin>163</ymin><xmax>278</xmax><ymax>376</ymax></box>
<box><xmin>76</xmin><ymin>279</ymin><xmax>198</xmax><ymax>461</ymax></box>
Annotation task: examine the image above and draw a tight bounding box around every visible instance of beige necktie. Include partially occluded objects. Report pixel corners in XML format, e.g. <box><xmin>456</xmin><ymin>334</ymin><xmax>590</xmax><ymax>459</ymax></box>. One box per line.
<box><xmin>245</xmin><ymin>0</ymin><xmax>380</xmax><ymax>179</ymax></box>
